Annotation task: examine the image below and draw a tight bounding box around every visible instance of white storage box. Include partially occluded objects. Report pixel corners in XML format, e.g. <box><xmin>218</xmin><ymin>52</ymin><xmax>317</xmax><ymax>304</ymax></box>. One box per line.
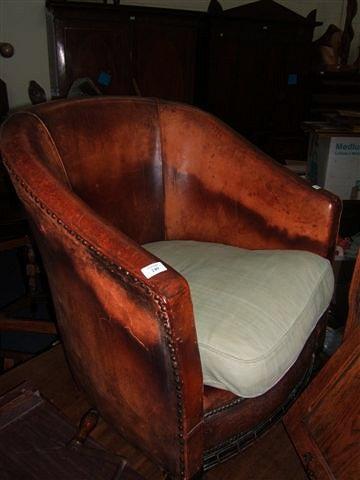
<box><xmin>307</xmin><ymin>132</ymin><xmax>360</xmax><ymax>199</ymax></box>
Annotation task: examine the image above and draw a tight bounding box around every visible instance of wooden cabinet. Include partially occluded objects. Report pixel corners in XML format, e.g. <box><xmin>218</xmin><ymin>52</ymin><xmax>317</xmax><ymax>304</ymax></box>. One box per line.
<box><xmin>205</xmin><ymin>1</ymin><xmax>318</xmax><ymax>160</ymax></box>
<box><xmin>46</xmin><ymin>0</ymin><xmax>318</xmax><ymax>160</ymax></box>
<box><xmin>310</xmin><ymin>71</ymin><xmax>360</xmax><ymax>121</ymax></box>
<box><xmin>46</xmin><ymin>2</ymin><xmax>201</xmax><ymax>103</ymax></box>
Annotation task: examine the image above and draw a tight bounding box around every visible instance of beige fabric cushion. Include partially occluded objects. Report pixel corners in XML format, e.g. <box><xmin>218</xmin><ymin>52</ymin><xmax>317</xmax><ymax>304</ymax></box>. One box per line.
<box><xmin>143</xmin><ymin>241</ymin><xmax>334</xmax><ymax>398</ymax></box>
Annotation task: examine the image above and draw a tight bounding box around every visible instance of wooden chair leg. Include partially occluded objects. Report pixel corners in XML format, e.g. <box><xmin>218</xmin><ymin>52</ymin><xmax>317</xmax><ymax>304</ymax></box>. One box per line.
<box><xmin>191</xmin><ymin>472</ymin><xmax>205</xmax><ymax>480</ymax></box>
<box><xmin>66</xmin><ymin>408</ymin><xmax>146</xmax><ymax>478</ymax></box>
<box><xmin>162</xmin><ymin>470</ymin><xmax>205</xmax><ymax>479</ymax></box>
<box><xmin>25</xmin><ymin>242</ymin><xmax>41</xmax><ymax>315</ymax></box>
<box><xmin>68</xmin><ymin>408</ymin><xmax>99</xmax><ymax>447</ymax></box>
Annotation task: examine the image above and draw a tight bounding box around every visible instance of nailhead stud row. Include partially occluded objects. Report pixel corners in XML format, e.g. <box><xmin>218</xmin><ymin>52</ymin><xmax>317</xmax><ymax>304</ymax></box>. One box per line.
<box><xmin>4</xmin><ymin>161</ymin><xmax>187</xmax><ymax>479</ymax></box>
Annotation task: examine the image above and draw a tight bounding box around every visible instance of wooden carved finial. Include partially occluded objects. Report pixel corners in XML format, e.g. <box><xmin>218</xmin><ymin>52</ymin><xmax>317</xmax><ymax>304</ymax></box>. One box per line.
<box><xmin>208</xmin><ymin>0</ymin><xmax>223</xmax><ymax>15</ymax></box>
<box><xmin>306</xmin><ymin>9</ymin><xmax>317</xmax><ymax>24</ymax></box>
<box><xmin>341</xmin><ymin>0</ymin><xmax>358</xmax><ymax>64</ymax></box>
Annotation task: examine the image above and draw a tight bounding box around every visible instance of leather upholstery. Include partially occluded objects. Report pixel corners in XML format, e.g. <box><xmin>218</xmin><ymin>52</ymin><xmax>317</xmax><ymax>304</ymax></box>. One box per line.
<box><xmin>0</xmin><ymin>97</ymin><xmax>341</xmax><ymax>479</ymax></box>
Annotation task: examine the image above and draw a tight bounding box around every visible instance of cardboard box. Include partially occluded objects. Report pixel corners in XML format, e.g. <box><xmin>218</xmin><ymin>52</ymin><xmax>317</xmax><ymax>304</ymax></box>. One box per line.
<box><xmin>307</xmin><ymin>132</ymin><xmax>360</xmax><ymax>199</ymax></box>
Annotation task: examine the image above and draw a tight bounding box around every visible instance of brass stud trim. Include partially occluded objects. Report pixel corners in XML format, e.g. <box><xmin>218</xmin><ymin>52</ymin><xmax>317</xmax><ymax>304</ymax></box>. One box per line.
<box><xmin>4</xmin><ymin>161</ymin><xmax>187</xmax><ymax>479</ymax></box>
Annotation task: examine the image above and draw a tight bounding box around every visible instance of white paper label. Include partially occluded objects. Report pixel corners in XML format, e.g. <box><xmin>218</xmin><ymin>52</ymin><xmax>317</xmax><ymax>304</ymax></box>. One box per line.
<box><xmin>141</xmin><ymin>262</ymin><xmax>167</xmax><ymax>279</ymax></box>
<box><xmin>312</xmin><ymin>184</ymin><xmax>322</xmax><ymax>190</ymax></box>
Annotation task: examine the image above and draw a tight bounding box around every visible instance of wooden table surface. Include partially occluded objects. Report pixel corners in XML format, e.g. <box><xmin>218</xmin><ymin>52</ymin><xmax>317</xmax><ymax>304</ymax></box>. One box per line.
<box><xmin>0</xmin><ymin>343</ymin><xmax>307</xmax><ymax>480</ymax></box>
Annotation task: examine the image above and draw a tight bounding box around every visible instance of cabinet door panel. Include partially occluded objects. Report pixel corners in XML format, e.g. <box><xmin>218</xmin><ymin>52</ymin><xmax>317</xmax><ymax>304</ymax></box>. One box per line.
<box><xmin>260</xmin><ymin>26</ymin><xmax>310</xmax><ymax>133</ymax></box>
<box><xmin>206</xmin><ymin>20</ymin><xmax>312</xmax><ymax>158</ymax></box>
<box><xmin>206</xmin><ymin>22</ymin><xmax>265</xmax><ymax>139</ymax></box>
<box><xmin>134</xmin><ymin>16</ymin><xmax>198</xmax><ymax>102</ymax></box>
<box><xmin>55</xmin><ymin>19</ymin><xmax>132</xmax><ymax>96</ymax></box>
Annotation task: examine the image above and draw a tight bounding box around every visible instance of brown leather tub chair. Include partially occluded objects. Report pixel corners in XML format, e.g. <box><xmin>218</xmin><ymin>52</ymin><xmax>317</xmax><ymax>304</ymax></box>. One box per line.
<box><xmin>0</xmin><ymin>98</ymin><xmax>341</xmax><ymax>479</ymax></box>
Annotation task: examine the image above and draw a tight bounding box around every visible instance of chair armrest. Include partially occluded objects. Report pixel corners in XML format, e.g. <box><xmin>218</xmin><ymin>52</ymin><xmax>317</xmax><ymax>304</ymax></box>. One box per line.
<box><xmin>2</xmin><ymin>150</ymin><xmax>204</xmax><ymax>479</ymax></box>
<box><xmin>208</xmin><ymin>157</ymin><xmax>342</xmax><ymax>259</ymax></box>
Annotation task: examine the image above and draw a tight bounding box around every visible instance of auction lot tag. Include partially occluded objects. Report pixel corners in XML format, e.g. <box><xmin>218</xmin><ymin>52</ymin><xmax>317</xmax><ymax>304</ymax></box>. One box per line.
<box><xmin>141</xmin><ymin>262</ymin><xmax>167</xmax><ymax>279</ymax></box>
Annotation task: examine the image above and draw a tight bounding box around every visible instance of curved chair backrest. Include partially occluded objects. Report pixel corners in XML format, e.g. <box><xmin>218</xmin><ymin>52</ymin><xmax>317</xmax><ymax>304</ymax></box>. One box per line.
<box><xmin>0</xmin><ymin>97</ymin><xmax>341</xmax><ymax>478</ymax></box>
<box><xmin>2</xmin><ymin>97</ymin><xmax>339</xmax><ymax>253</ymax></box>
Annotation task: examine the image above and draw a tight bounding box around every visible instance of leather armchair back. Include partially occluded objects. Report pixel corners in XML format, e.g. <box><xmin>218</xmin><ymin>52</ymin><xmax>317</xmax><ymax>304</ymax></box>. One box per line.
<box><xmin>3</xmin><ymin>97</ymin><xmax>340</xmax><ymax>255</ymax></box>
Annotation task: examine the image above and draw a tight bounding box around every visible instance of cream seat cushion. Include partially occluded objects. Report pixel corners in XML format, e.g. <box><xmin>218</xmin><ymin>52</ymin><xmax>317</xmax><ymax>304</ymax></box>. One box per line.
<box><xmin>143</xmin><ymin>241</ymin><xmax>334</xmax><ymax>398</ymax></box>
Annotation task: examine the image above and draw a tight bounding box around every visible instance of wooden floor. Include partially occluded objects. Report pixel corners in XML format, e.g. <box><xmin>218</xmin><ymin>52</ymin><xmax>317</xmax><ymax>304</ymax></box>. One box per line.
<box><xmin>0</xmin><ymin>344</ymin><xmax>307</xmax><ymax>480</ymax></box>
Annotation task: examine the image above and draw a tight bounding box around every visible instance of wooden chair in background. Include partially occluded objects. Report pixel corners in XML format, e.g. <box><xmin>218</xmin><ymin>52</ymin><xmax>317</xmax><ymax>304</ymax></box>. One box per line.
<box><xmin>0</xmin><ymin>137</ymin><xmax>56</xmax><ymax>371</ymax></box>
<box><xmin>0</xmin><ymin>76</ymin><xmax>56</xmax><ymax>371</ymax></box>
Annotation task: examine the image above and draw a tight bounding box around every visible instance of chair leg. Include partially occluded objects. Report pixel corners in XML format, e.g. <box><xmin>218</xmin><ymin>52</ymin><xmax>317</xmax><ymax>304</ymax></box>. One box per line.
<box><xmin>162</xmin><ymin>471</ymin><xmax>205</xmax><ymax>479</ymax></box>
<box><xmin>191</xmin><ymin>472</ymin><xmax>205</xmax><ymax>479</ymax></box>
<box><xmin>25</xmin><ymin>242</ymin><xmax>40</xmax><ymax>315</ymax></box>
<box><xmin>68</xmin><ymin>408</ymin><xmax>99</xmax><ymax>447</ymax></box>
<box><xmin>66</xmin><ymin>408</ymin><xmax>143</xmax><ymax>477</ymax></box>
